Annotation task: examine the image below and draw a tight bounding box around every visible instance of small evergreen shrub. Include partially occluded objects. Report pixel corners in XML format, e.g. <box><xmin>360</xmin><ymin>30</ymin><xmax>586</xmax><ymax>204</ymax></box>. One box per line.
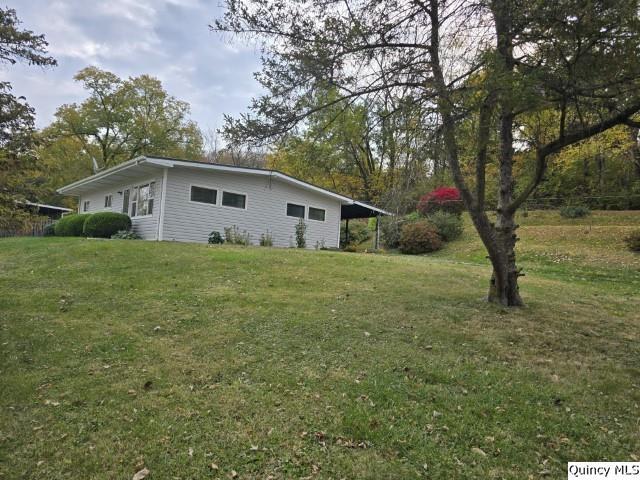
<box><xmin>624</xmin><ymin>230</ymin><xmax>640</xmax><ymax>252</ymax></box>
<box><xmin>399</xmin><ymin>221</ymin><xmax>442</xmax><ymax>254</ymax></box>
<box><xmin>208</xmin><ymin>231</ymin><xmax>224</xmax><ymax>244</ymax></box>
<box><xmin>560</xmin><ymin>205</ymin><xmax>591</xmax><ymax>218</ymax></box>
<box><xmin>83</xmin><ymin>212</ymin><xmax>132</xmax><ymax>238</ymax></box>
<box><xmin>54</xmin><ymin>214</ymin><xmax>92</xmax><ymax>237</ymax></box>
<box><xmin>111</xmin><ymin>230</ymin><xmax>141</xmax><ymax>240</ymax></box>
<box><xmin>295</xmin><ymin>218</ymin><xmax>307</xmax><ymax>248</ymax></box>
<box><xmin>260</xmin><ymin>231</ymin><xmax>274</xmax><ymax>246</ymax></box>
<box><xmin>417</xmin><ymin>186</ymin><xmax>464</xmax><ymax>216</ymax></box>
<box><xmin>224</xmin><ymin>225</ymin><xmax>251</xmax><ymax>245</ymax></box>
<box><xmin>43</xmin><ymin>223</ymin><xmax>56</xmax><ymax>236</ymax></box>
<box><xmin>427</xmin><ymin>211</ymin><xmax>464</xmax><ymax>241</ymax></box>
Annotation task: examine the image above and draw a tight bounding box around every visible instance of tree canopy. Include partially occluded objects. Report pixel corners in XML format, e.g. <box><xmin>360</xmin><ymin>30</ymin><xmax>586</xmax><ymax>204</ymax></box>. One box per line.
<box><xmin>0</xmin><ymin>7</ymin><xmax>56</xmax><ymax>231</ymax></box>
<box><xmin>215</xmin><ymin>0</ymin><xmax>640</xmax><ymax>305</ymax></box>
<box><xmin>45</xmin><ymin>67</ymin><xmax>204</xmax><ymax>171</ymax></box>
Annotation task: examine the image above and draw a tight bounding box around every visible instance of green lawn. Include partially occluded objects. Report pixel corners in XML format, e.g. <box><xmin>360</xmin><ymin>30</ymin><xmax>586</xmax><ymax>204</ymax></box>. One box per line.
<box><xmin>1</xmin><ymin>211</ymin><xmax>639</xmax><ymax>479</ymax></box>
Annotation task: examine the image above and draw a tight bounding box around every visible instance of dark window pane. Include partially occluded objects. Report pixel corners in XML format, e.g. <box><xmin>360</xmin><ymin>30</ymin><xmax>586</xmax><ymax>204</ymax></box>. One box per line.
<box><xmin>148</xmin><ymin>198</ymin><xmax>154</xmax><ymax>215</ymax></box>
<box><xmin>222</xmin><ymin>191</ymin><xmax>246</xmax><ymax>209</ymax></box>
<box><xmin>309</xmin><ymin>207</ymin><xmax>325</xmax><ymax>221</ymax></box>
<box><xmin>122</xmin><ymin>189</ymin><xmax>130</xmax><ymax>214</ymax></box>
<box><xmin>286</xmin><ymin>203</ymin><xmax>305</xmax><ymax>218</ymax></box>
<box><xmin>191</xmin><ymin>186</ymin><xmax>217</xmax><ymax>204</ymax></box>
<box><xmin>131</xmin><ymin>202</ymin><xmax>136</xmax><ymax>217</ymax></box>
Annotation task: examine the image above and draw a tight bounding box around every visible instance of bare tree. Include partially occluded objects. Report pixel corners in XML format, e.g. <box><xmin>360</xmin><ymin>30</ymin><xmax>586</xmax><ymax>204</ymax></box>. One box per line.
<box><xmin>214</xmin><ymin>0</ymin><xmax>640</xmax><ymax>305</ymax></box>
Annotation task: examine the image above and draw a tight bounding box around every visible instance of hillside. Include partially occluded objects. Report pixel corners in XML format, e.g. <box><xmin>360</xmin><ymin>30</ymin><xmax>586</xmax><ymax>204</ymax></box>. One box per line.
<box><xmin>1</xmin><ymin>211</ymin><xmax>639</xmax><ymax>479</ymax></box>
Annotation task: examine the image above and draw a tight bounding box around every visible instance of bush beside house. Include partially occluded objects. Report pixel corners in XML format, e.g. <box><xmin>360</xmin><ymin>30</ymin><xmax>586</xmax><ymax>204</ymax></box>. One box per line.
<box><xmin>83</xmin><ymin>212</ymin><xmax>132</xmax><ymax>238</ymax></box>
<box><xmin>426</xmin><ymin>211</ymin><xmax>463</xmax><ymax>241</ymax></box>
<box><xmin>399</xmin><ymin>221</ymin><xmax>442</xmax><ymax>254</ymax></box>
<box><xmin>54</xmin><ymin>214</ymin><xmax>92</xmax><ymax>237</ymax></box>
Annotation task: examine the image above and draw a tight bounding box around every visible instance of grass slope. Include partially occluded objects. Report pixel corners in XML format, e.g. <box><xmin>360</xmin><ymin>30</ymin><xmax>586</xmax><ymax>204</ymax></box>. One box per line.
<box><xmin>1</xmin><ymin>211</ymin><xmax>639</xmax><ymax>479</ymax></box>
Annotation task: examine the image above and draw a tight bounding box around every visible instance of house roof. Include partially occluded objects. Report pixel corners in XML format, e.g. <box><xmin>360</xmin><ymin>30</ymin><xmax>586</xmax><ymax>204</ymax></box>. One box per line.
<box><xmin>57</xmin><ymin>156</ymin><xmax>390</xmax><ymax>217</ymax></box>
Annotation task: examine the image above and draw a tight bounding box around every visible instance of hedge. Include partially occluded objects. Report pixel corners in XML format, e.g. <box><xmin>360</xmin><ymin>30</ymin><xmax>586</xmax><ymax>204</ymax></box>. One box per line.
<box><xmin>54</xmin><ymin>214</ymin><xmax>92</xmax><ymax>237</ymax></box>
<box><xmin>399</xmin><ymin>221</ymin><xmax>442</xmax><ymax>254</ymax></box>
<box><xmin>83</xmin><ymin>212</ymin><xmax>132</xmax><ymax>238</ymax></box>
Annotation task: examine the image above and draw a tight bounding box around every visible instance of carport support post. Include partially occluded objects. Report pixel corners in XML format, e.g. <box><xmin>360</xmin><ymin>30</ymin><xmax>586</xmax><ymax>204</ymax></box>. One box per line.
<box><xmin>375</xmin><ymin>215</ymin><xmax>380</xmax><ymax>249</ymax></box>
<box><xmin>345</xmin><ymin>219</ymin><xmax>350</xmax><ymax>246</ymax></box>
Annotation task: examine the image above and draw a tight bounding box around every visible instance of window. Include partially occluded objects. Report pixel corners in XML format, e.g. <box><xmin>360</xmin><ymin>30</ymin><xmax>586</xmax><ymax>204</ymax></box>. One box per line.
<box><xmin>122</xmin><ymin>189</ymin><xmax>130</xmax><ymax>214</ymax></box>
<box><xmin>286</xmin><ymin>203</ymin><xmax>305</xmax><ymax>218</ymax></box>
<box><xmin>83</xmin><ymin>200</ymin><xmax>90</xmax><ymax>212</ymax></box>
<box><xmin>104</xmin><ymin>194</ymin><xmax>112</xmax><ymax>208</ymax></box>
<box><xmin>190</xmin><ymin>186</ymin><xmax>217</xmax><ymax>205</ymax></box>
<box><xmin>222</xmin><ymin>191</ymin><xmax>246</xmax><ymax>209</ymax></box>
<box><xmin>131</xmin><ymin>182</ymin><xmax>155</xmax><ymax>217</ymax></box>
<box><xmin>308</xmin><ymin>206</ymin><xmax>326</xmax><ymax>221</ymax></box>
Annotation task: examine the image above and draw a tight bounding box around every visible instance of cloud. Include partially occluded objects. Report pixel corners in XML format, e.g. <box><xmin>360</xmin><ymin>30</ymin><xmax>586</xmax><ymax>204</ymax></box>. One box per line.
<box><xmin>3</xmin><ymin>0</ymin><xmax>262</xmax><ymax>133</ymax></box>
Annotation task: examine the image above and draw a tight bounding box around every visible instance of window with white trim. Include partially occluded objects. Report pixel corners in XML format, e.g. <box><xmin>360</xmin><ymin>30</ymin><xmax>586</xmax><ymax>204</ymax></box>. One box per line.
<box><xmin>308</xmin><ymin>206</ymin><xmax>325</xmax><ymax>221</ymax></box>
<box><xmin>131</xmin><ymin>182</ymin><xmax>155</xmax><ymax>217</ymax></box>
<box><xmin>286</xmin><ymin>203</ymin><xmax>305</xmax><ymax>218</ymax></box>
<box><xmin>83</xmin><ymin>200</ymin><xmax>90</xmax><ymax>212</ymax></box>
<box><xmin>191</xmin><ymin>186</ymin><xmax>217</xmax><ymax>205</ymax></box>
<box><xmin>222</xmin><ymin>191</ymin><xmax>246</xmax><ymax>209</ymax></box>
<box><xmin>104</xmin><ymin>194</ymin><xmax>112</xmax><ymax>208</ymax></box>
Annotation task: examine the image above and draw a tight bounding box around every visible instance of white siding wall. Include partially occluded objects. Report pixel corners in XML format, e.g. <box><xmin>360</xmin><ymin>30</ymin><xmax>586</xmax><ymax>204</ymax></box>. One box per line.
<box><xmin>78</xmin><ymin>173</ymin><xmax>164</xmax><ymax>240</ymax></box>
<box><xmin>161</xmin><ymin>167</ymin><xmax>342</xmax><ymax>248</ymax></box>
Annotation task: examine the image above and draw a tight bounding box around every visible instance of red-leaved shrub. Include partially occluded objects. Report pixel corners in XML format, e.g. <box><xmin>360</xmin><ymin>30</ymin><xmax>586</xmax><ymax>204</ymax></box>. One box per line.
<box><xmin>417</xmin><ymin>186</ymin><xmax>464</xmax><ymax>215</ymax></box>
<box><xmin>399</xmin><ymin>221</ymin><xmax>442</xmax><ymax>254</ymax></box>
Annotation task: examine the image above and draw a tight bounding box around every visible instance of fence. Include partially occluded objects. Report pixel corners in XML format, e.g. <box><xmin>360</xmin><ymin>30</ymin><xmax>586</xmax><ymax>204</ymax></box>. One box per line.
<box><xmin>0</xmin><ymin>217</ymin><xmax>55</xmax><ymax>238</ymax></box>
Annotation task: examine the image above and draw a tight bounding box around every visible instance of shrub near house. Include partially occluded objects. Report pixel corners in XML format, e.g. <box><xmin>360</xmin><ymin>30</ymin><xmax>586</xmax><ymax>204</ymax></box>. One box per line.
<box><xmin>83</xmin><ymin>212</ymin><xmax>132</xmax><ymax>238</ymax></box>
<box><xmin>399</xmin><ymin>221</ymin><xmax>442</xmax><ymax>254</ymax></box>
<box><xmin>426</xmin><ymin>211</ymin><xmax>463</xmax><ymax>241</ymax></box>
<box><xmin>53</xmin><ymin>214</ymin><xmax>92</xmax><ymax>237</ymax></box>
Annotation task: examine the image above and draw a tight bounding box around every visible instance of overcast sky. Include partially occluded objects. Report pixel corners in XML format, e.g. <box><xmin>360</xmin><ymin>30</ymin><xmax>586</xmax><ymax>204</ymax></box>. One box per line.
<box><xmin>2</xmin><ymin>0</ymin><xmax>262</xmax><ymax>134</ymax></box>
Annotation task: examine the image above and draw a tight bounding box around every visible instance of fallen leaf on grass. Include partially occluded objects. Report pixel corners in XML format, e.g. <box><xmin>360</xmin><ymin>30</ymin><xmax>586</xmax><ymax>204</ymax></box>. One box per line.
<box><xmin>471</xmin><ymin>447</ymin><xmax>487</xmax><ymax>457</ymax></box>
<box><xmin>132</xmin><ymin>468</ymin><xmax>149</xmax><ymax>480</ymax></box>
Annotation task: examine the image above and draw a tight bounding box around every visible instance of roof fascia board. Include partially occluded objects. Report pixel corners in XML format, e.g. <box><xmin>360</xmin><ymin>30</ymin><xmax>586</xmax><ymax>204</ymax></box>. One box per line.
<box><xmin>57</xmin><ymin>156</ymin><xmax>149</xmax><ymax>194</ymax></box>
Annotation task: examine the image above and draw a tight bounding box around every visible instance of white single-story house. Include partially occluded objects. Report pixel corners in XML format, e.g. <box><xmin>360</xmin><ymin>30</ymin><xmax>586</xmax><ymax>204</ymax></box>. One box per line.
<box><xmin>57</xmin><ymin>156</ymin><xmax>389</xmax><ymax>248</ymax></box>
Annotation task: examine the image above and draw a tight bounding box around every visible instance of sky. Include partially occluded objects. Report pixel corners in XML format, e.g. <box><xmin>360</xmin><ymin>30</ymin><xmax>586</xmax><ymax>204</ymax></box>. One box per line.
<box><xmin>2</xmin><ymin>0</ymin><xmax>262</xmax><ymax>135</ymax></box>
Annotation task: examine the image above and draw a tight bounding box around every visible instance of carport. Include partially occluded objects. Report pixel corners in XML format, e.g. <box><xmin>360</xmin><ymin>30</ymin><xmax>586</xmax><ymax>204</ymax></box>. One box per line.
<box><xmin>341</xmin><ymin>201</ymin><xmax>391</xmax><ymax>249</ymax></box>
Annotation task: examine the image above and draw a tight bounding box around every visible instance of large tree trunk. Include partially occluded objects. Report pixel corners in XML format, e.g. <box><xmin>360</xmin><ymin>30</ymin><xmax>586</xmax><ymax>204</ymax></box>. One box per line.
<box><xmin>486</xmin><ymin>0</ymin><xmax>523</xmax><ymax>306</ymax></box>
<box><xmin>487</xmin><ymin>210</ymin><xmax>523</xmax><ymax>306</ymax></box>
<box><xmin>628</xmin><ymin>126</ymin><xmax>640</xmax><ymax>179</ymax></box>
<box><xmin>465</xmin><ymin>207</ymin><xmax>523</xmax><ymax>306</ymax></box>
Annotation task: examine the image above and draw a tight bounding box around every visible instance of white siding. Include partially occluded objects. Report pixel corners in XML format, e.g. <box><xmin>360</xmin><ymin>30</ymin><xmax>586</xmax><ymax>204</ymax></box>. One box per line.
<box><xmin>161</xmin><ymin>167</ymin><xmax>342</xmax><ymax>248</ymax></box>
<box><xmin>78</xmin><ymin>173</ymin><xmax>164</xmax><ymax>240</ymax></box>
